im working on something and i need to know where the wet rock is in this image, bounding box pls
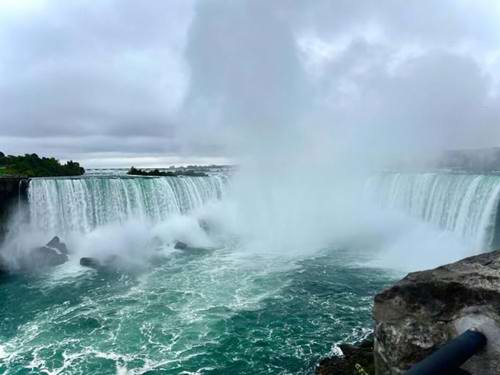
[80,255,126,271]
[176,244,214,257]
[316,335,374,375]
[198,219,211,233]
[374,249,500,375]
[80,257,101,269]
[0,255,8,275]
[23,246,68,270]
[174,241,188,250]
[46,236,69,255]
[0,237,70,273]
[23,236,70,269]
[174,241,214,255]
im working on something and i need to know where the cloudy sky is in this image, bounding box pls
[0,0,499,167]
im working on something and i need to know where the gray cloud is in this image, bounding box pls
[182,0,500,164]
[0,0,192,165]
[0,0,499,166]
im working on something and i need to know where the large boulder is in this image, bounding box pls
[316,335,374,375]
[174,241,188,250]
[374,249,500,374]
[18,237,70,271]
[22,246,68,270]
[46,236,69,255]
[80,255,121,271]
[80,257,101,270]
[174,241,215,255]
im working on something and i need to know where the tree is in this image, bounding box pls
[0,153,85,177]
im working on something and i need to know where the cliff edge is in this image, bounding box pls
[374,249,500,374]
[0,177,28,240]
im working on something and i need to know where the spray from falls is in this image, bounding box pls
[367,173,500,249]
[9,170,500,273]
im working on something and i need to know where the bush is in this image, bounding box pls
[0,152,85,177]
[127,167,207,177]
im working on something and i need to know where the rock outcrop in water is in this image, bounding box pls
[80,255,123,271]
[46,236,69,255]
[316,335,374,375]
[80,257,101,269]
[174,241,188,250]
[374,249,500,374]
[3,236,70,272]
[174,240,214,255]
[22,245,68,270]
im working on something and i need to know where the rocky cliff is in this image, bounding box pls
[0,177,28,240]
[374,249,500,374]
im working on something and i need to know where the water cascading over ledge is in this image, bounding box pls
[27,175,228,234]
[366,172,500,249]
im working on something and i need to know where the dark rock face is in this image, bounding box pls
[22,246,68,270]
[198,219,211,233]
[80,257,101,269]
[80,255,124,271]
[15,237,70,272]
[374,249,500,374]
[0,177,28,241]
[174,241,188,250]
[0,256,8,275]
[173,241,214,255]
[316,336,374,375]
[0,177,27,204]
[46,236,69,255]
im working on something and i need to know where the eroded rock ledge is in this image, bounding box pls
[0,177,28,240]
[374,249,500,374]
[317,250,500,374]
[316,335,374,374]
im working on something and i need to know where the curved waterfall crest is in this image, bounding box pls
[367,172,500,248]
[28,175,228,233]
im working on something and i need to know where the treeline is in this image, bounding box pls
[127,166,207,177]
[0,152,85,177]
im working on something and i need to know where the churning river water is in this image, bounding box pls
[1,170,499,374]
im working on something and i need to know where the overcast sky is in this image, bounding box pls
[0,0,499,167]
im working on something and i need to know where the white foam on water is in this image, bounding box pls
[0,345,8,360]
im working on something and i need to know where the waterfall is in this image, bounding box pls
[27,175,228,234]
[367,172,500,249]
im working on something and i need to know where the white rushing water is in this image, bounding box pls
[25,171,500,251]
[367,172,500,249]
[28,175,228,234]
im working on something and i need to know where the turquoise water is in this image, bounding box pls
[0,248,393,374]
[6,171,496,374]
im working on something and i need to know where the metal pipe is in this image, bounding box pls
[405,329,487,375]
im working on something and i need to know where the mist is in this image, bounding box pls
[175,0,500,266]
[1,0,500,271]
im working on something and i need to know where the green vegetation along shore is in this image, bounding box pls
[127,166,208,177]
[0,152,85,177]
